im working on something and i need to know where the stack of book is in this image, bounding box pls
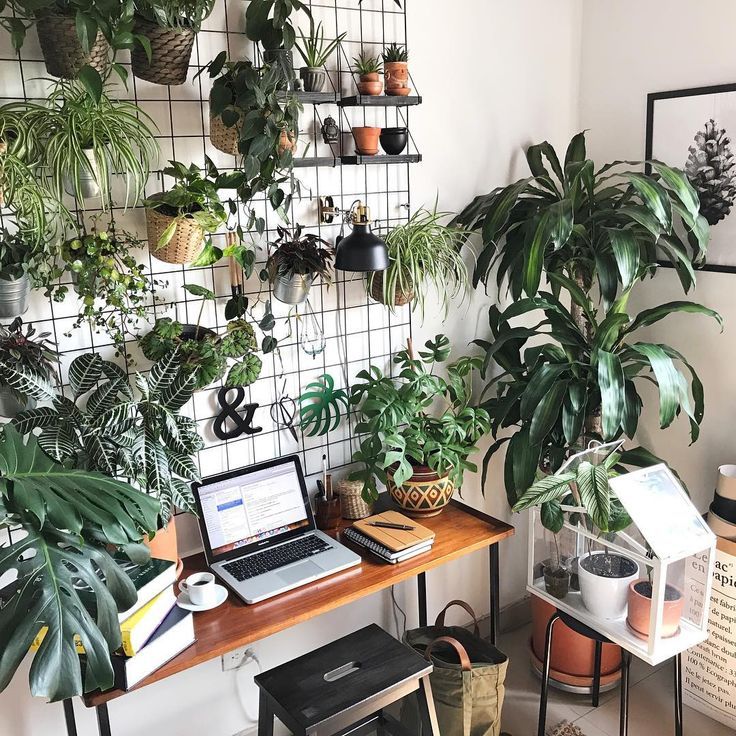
[343,511,435,564]
[32,557,195,691]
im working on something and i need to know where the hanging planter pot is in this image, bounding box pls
[0,274,30,319]
[578,551,639,620]
[357,72,383,96]
[0,388,35,419]
[36,12,109,79]
[145,197,205,265]
[272,272,314,305]
[369,270,414,307]
[626,579,684,640]
[386,464,454,518]
[62,147,102,200]
[352,126,381,156]
[131,17,195,86]
[210,113,240,157]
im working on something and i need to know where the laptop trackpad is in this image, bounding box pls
[278,560,321,585]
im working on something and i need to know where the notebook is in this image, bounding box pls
[353,510,435,553]
[343,527,433,564]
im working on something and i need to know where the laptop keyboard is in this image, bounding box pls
[223,536,331,581]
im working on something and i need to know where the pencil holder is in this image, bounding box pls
[316,496,341,531]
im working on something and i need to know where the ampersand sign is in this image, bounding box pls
[213,387,263,441]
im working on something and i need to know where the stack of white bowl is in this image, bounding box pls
[707,465,736,539]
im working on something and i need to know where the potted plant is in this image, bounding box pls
[267,224,334,305]
[0,230,32,318]
[382,43,410,96]
[26,80,158,206]
[144,159,228,264]
[140,285,263,390]
[0,317,57,417]
[131,0,216,86]
[367,208,470,315]
[352,126,381,156]
[542,529,570,600]
[0,425,160,701]
[295,19,344,92]
[352,52,383,96]
[627,576,685,639]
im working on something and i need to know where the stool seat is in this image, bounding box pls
[256,624,433,734]
[557,610,613,643]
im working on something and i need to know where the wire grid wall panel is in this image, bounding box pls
[0,1,417,495]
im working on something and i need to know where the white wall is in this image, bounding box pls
[578,0,736,512]
[0,1,584,734]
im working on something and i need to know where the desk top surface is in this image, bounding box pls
[84,499,513,707]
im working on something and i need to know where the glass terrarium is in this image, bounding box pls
[527,447,716,664]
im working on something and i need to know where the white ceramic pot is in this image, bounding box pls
[578,551,639,620]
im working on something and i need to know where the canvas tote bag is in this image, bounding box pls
[402,600,508,736]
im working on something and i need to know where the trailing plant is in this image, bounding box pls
[139,285,263,390]
[244,0,311,51]
[0,425,160,701]
[382,43,408,63]
[0,317,58,405]
[136,0,216,31]
[368,208,471,317]
[352,52,382,76]
[13,351,204,524]
[455,131,708,305]
[25,80,158,207]
[204,55,302,232]
[266,224,334,283]
[295,19,345,68]
[0,229,34,281]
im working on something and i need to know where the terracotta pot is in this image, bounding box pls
[531,597,622,683]
[386,464,454,518]
[626,579,684,640]
[384,61,410,96]
[278,129,297,156]
[357,72,383,96]
[352,126,381,156]
[144,515,184,579]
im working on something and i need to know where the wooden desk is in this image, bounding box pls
[65,500,513,735]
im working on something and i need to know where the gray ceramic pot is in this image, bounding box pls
[300,67,326,93]
[0,387,35,418]
[272,272,314,305]
[0,273,30,318]
[63,147,101,199]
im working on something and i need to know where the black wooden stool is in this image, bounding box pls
[255,624,440,736]
[538,609,683,736]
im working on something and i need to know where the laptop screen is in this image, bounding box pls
[197,459,310,559]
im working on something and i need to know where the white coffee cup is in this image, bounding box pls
[179,572,217,606]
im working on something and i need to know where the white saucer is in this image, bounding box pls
[176,584,228,612]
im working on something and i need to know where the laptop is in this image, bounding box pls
[193,455,361,604]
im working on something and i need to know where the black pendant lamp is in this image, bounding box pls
[335,202,389,272]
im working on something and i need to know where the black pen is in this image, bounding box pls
[368,521,415,531]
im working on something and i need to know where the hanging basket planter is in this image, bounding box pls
[209,113,240,157]
[36,12,109,79]
[145,200,205,265]
[131,17,195,86]
[369,270,414,307]
[386,464,454,518]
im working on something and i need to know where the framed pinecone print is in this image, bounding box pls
[646,83,736,272]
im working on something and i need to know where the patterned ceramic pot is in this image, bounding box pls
[386,464,454,518]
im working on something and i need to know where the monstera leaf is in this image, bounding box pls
[299,374,350,437]
[0,426,160,701]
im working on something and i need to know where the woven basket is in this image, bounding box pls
[210,114,240,156]
[338,480,374,520]
[131,17,195,86]
[146,206,204,264]
[369,270,415,307]
[36,13,109,79]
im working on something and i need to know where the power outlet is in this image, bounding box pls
[222,646,256,671]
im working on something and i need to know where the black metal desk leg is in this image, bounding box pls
[674,653,683,736]
[417,572,427,627]
[258,690,275,736]
[63,699,78,736]
[489,544,500,645]
[537,613,560,736]
[592,640,603,707]
[96,703,112,736]
[619,651,632,736]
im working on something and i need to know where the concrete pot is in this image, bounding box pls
[0,273,30,318]
[578,551,639,620]
[300,67,326,92]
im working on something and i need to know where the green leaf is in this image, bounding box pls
[541,499,565,533]
[651,161,700,220]
[513,471,575,511]
[77,65,103,104]
[69,353,103,398]
[627,301,722,334]
[529,380,567,445]
[576,461,611,531]
[183,284,215,300]
[597,350,625,440]
[520,363,567,420]
[631,343,681,428]
[627,173,673,233]
[564,132,587,168]
[607,229,639,289]
[225,354,263,387]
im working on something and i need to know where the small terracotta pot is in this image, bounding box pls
[384,61,410,96]
[278,129,297,156]
[386,464,454,518]
[626,579,684,640]
[144,515,184,579]
[352,126,381,156]
[357,72,383,96]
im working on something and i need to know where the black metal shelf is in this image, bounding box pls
[338,95,422,107]
[340,154,422,166]
[293,156,340,168]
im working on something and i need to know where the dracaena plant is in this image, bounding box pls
[12,351,204,525]
[0,425,160,701]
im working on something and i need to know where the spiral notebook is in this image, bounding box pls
[353,510,435,552]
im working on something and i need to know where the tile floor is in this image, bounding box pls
[498,624,735,736]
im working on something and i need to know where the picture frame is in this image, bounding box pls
[646,83,736,273]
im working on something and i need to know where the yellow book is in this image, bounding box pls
[31,628,85,654]
[120,586,177,657]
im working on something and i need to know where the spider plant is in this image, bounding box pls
[136,0,216,31]
[27,80,158,207]
[352,52,382,76]
[295,19,345,68]
[367,208,471,317]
